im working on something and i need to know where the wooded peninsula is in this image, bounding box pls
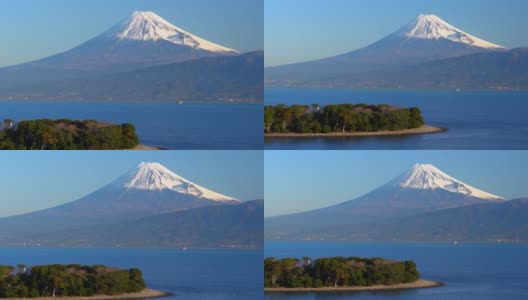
[264,256,434,291]
[0,119,139,150]
[0,264,149,298]
[264,104,432,135]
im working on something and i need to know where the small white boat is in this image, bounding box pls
[177,100,184,104]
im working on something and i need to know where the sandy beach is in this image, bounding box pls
[264,125,445,138]
[130,144,163,150]
[264,279,441,293]
[8,289,171,300]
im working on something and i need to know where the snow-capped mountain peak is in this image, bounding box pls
[104,11,238,54]
[389,163,503,200]
[394,14,504,49]
[116,162,239,202]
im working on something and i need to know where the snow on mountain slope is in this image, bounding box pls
[393,14,504,49]
[104,11,238,54]
[115,162,238,202]
[390,164,504,200]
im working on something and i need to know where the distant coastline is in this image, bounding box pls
[264,279,441,293]
[6,289,170,299]
[265,125,445,137]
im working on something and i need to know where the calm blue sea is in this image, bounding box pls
[0,101,262,150]
[265,241,528,300]
[0,248,262,300]
[265,89,528,150]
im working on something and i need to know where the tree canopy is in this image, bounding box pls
[264,104,424,134]
[0,264,145,298]
[264,256,419,288]
[0,119,139,150]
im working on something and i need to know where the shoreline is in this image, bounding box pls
[265,125,445,138]
[6,289,171,299]
[0,99,261,104]
[264,279,441,293]
[263,85,528,92]
[130,144,164,150]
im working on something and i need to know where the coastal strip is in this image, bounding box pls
[9,289,171,300]
[264,279,441,293]
[130,144,163,150]
[264,125,445,138]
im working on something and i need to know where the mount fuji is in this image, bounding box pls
[265,164,507,240]
[265,14,507,84]
[0,11,263,101]
[0,11,239,86]
[19,162,239,222]
[0,162,241,228]
[0,162,264,247]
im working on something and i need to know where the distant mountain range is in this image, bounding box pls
[306,48,528,90]
[358,198,528,242]
[0,51,263,102]
[62,200,264,247]
[0,11,262,102]
[0,162,263,248]
[265,14,526,90]
[265,164,528,242]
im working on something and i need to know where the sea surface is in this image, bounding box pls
[265,89,528,149]
[0,248,262,300]
[265,241,528,300]
[0,101,262,150]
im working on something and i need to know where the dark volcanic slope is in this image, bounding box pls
[343,198,528,242]
[266,199,528,242]
[93,199,264,247]
[2,200,264,248]
[1,51,263,102]
[308,48,528,90]
[265,37,498,84]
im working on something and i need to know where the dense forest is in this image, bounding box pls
[0,264,145,298]
[264,257,419,288]
[0,119,139,150]
[264,104,424,134]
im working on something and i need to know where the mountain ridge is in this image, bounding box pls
[0,51,264,102]
[0,10,239,88]
[265,164,506,240]
[265,14,509,85]
[0,162,261,247]
[297,47,528,90]
[0,162,239,224]
[321,198,528,242]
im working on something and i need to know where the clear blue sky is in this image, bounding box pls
[265,151,528,217]
[265,0,527,66]
[0,0,263,67]
[0,151,263,217]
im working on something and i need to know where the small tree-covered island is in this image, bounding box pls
[0,119,141,150]
[264,104,444,136]
[264,256,440,292]
[0,264,167,299]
